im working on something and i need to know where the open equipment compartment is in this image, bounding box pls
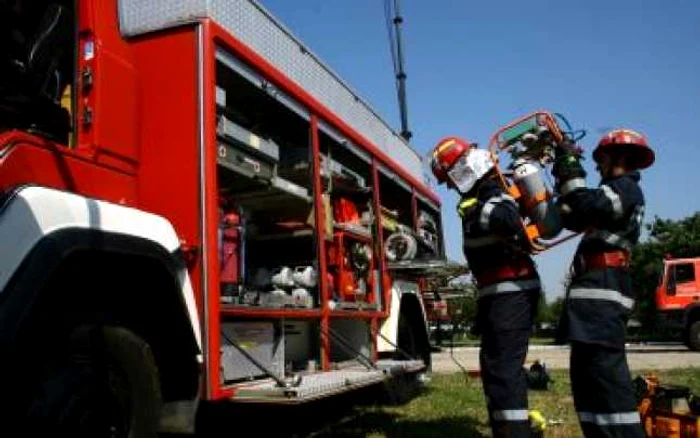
[196,9,442,396]
[219,318,322,384]
[315,122,381,310]
[215,46,319,310]
[415,194,444,260]
[378,166,444,265]
[328,319,373,366]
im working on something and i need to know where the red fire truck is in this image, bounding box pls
[0,0,458,435]
[655,257,700,351]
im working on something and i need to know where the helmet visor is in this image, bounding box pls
[446,150,495,193]
[447,156,478,193]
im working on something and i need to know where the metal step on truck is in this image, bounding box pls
[0,0,465,435]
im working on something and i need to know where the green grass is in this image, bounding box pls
[306,368,700,438]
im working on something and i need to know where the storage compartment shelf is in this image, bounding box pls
[220,305,383,319]
[282,154,368,190]
[225,176,312,212]
[332,223,372,242]
[247,229,314,241]
[221,305,322,319]
[329,309,381,319]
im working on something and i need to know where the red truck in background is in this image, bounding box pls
[655,257,700,351]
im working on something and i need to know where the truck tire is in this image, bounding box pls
[397,310,418,359]
[688,321,700,352]
[23,325,162,438]
[380,312,426,405]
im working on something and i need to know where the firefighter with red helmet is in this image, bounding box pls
[553,128,655,438]
[432,137,541,438]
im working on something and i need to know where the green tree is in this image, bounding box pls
[535,296,565,338]
[548,297,565,323]
[631,212,700,333]
[445,281,478,329]
[536,294,553,325]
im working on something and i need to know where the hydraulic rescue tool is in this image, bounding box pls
[486,110,586,253]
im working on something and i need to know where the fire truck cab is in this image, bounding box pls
[655,257,700,351]
[0,0,456,434]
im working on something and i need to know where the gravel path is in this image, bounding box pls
[430,343,700,373]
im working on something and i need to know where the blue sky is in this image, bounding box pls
[258,0,700,301]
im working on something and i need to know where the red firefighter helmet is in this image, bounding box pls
[431,137,472,184]
[593,128,655,170]
[431,137,495,193]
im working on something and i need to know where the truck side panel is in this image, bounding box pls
[0,132,138,204]
[79,0,140,164]
[131,27,202,278]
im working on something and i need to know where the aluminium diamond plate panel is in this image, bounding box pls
[118,0,429,186]
[234,369,387,401]
[231,360,426,402]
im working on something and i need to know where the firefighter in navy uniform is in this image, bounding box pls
[432,137,541,438]
[553,129,655,438]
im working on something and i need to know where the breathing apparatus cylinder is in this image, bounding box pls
[512,158,562,239]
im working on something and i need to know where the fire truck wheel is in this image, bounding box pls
[380,312,426,405]
[398,311,418,358]
[688,321,700,351]
[24,325,162,438]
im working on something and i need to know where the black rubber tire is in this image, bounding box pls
[397,311,418,359]
[379,312,427,405]
[688,321,700,352]
[22,326,162,438]
[682,328,691,348]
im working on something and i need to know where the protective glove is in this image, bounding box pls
[528,409,547,438]
[554,137,582,156]
[552,139,586,182]
[556,198,586,232]
[553,153,586,181]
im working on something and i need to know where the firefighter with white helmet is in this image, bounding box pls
[553,128,655,438]
[432,137,542,438]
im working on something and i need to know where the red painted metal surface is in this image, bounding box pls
[220,307,322,319]
[330,310,382,319]
[202,21,226,400]
[656,258,700,312]
[310,115,332,371]
[78,0,140,166]
[1,0,152,203]
[76,0,96,150]
[208,21,439,207]
[131,27,202,257]
[371,160,391,317]
[0,131,137,204]
[371,318,379,362]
